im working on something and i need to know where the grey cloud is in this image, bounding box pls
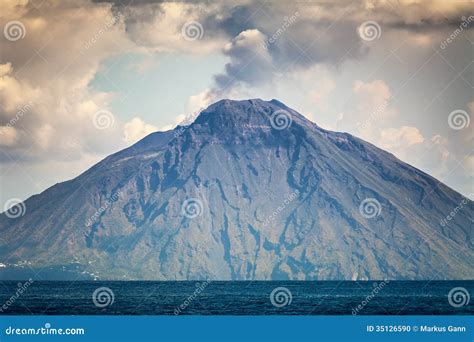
[214,29,273,91]
[108,0,473,82]
[1,0,472,201]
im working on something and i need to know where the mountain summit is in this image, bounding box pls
[1,99,472,280]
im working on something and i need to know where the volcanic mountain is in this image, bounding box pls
[0,99,472,280]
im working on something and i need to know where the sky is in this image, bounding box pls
[0,0,473,206]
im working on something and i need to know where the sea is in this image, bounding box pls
[0,281,472,315]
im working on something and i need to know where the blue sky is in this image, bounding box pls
[91,52,227,128]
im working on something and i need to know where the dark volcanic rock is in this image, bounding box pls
[0,99,472,280]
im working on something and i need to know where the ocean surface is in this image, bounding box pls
[0,281,472,315]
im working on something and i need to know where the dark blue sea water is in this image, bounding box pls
[0,281,472,315]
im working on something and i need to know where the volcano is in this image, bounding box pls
[0,99,472,280]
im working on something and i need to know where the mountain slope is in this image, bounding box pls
[0,99,472,280]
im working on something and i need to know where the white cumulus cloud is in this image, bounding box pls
[123,117,158,144]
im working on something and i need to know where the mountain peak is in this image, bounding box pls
[203,98,293,114]
[194,98,312,132]
[202,98,276,115]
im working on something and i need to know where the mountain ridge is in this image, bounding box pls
[0,98,472,280]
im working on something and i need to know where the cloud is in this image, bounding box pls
[378,126,425,152]
[1,0,472,202]
[0,63,40,117]
[353,80,391,107]
[214,29,272,91]
[0,63,13,76]
[92,0,474,91]
[112,1,226,54]
[0,0,133,163]
[0,126,19,146]
[464,155,474,174]
[307,76,336,112]
[352,80,394,121]
[187,89,214,114]
[123,117,158,144]
[333,80,397,141]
